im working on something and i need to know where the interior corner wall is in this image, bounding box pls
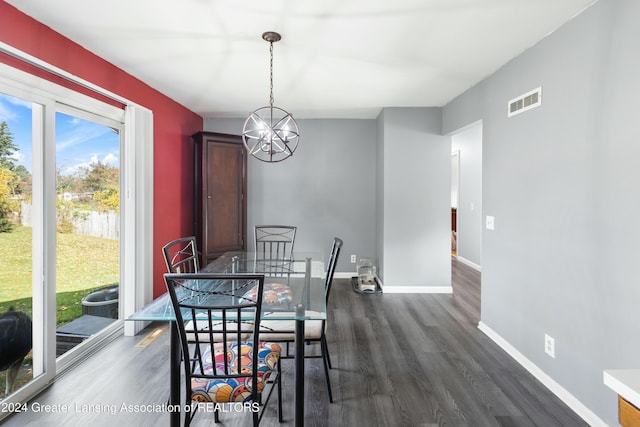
[375,110,385,282]
[379,107,451,289]
[442,0,640,424]
[0,2,204,298]
[451,123,482,267]
[204,118,377,273]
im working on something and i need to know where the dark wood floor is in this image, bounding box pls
[2,258,587,426]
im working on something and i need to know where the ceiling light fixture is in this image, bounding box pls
[242,31,299,163]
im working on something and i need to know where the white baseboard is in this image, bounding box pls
[334,272,356,279]
[477,322,607,427]
[334,272,452,293]
[455,255,481,271]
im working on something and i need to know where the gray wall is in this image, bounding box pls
[443,0,640,423]
[450,123,482,267]
[206,111,452,289]
[378,107,451,288]
[204,118,377,273]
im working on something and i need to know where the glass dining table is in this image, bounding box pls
[127,251,326,427]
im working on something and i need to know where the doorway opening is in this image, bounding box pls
[449,121,482,270]
[449,121,483,322]
[451,150,459,256]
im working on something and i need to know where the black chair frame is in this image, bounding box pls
[164,273,282,426]
[254,225,297,261]
[260,237,343,402]
[163,236,200,273]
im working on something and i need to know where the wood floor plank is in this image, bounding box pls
[2,261,588,427]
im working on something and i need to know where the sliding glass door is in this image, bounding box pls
[0,80,125,407]
[0,46,155,416]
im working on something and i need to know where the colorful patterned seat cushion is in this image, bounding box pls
[243,282,292,306]
[191,341,282,403]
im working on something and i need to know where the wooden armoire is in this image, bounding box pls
[192,131,247,266]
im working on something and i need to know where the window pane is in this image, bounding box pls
[0,93,34,398]
[54,111,120,356]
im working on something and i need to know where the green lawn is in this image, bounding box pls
[0,227,119,398]
[0,226,119,325]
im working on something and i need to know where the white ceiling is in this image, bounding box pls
[7,0,596,119]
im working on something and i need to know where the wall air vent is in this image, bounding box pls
[508,87,542,117]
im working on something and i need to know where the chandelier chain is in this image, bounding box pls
[269,41,274,108]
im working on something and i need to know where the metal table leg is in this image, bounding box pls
[295,318,305,427]
[170,321,180,427]
[294,257,312,426]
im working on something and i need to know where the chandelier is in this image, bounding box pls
[242,31,300,163]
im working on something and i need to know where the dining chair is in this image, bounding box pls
[164,273,283,426]
[258,237,343,402]
[163,237,255,343]
[162,236,199,273]
[254,225,297,261]
[254,225,297,300]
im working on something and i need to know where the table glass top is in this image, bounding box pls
[128,252,326,322]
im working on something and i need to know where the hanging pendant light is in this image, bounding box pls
[242,31,300,163]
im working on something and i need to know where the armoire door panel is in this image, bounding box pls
[193,132,247,265]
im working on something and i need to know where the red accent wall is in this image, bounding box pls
[0,1,203,298]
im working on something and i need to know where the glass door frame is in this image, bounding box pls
[0,80,56,406]
[0,52,153,411]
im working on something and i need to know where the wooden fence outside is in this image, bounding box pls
[21,202,119,240]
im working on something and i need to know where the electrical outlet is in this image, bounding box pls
[544,334,555,358]
[486,215,495,230]
[350,254,357,263]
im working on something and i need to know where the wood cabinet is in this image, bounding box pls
[619,395,640,427]
[192,131,247,266]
